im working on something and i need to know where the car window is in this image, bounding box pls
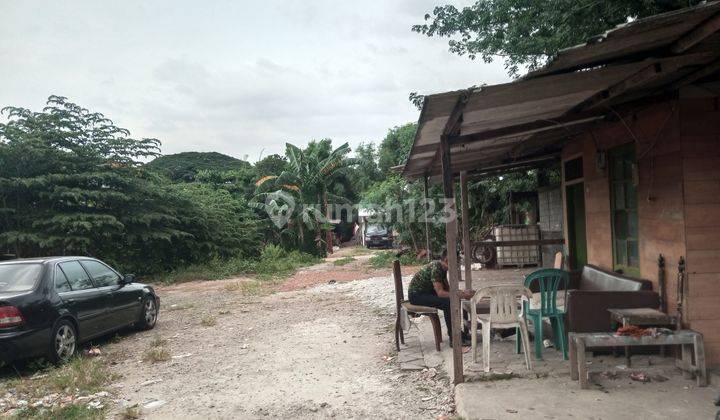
[366,225,387,235]
[54,266,72,293]
[0,263,42,292]
[80,260,120,287]
[58,261,94,290]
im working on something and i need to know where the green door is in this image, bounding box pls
[566,182,587,270]
[609,144,639,277]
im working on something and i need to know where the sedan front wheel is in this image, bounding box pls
[137,296,158,330]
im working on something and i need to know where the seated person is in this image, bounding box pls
[408,249,474,346]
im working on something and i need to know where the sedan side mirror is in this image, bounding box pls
[121,274,136,285]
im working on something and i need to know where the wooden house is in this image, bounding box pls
[400,2,720,382]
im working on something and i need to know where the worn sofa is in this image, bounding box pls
[564,265,660,333]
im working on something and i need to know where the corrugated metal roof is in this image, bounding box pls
[402,1,720,180]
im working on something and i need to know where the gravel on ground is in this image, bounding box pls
[100,252,451,419]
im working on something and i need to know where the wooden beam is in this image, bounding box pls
[423,174,432,262]
[423,154,559,180]
[481,239,565,247]
[461,155,560,177]
[448,112,604,147]
[412,143,440,154]
[671,12,720,54]
[460,171,472,291]
[666,57,720,91]
[570,63,662,112]
[467,165,550,181]
[440,135,464,385]
[443,91,472,137]
[574,53,719,112]
[424,91,474,186]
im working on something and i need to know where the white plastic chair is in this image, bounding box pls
[470,285,534,372]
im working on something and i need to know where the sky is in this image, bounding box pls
[0,0,510,162]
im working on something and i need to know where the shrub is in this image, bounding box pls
[333,256,355,266]
[143,347,171,363]
[368,251,423,269]
[260,244,286,261]
[0,357,115,409]
[13,403,104,420]
[154,245,320,284]
[200,315,217,327]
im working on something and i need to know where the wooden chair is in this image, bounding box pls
[393,259,443,352]
[469,285,533,372]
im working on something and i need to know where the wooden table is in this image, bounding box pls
[607,308,678,366]
[608,308,677,327]
[569,330,707,389]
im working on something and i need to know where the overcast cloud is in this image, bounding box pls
[0,0,509,161]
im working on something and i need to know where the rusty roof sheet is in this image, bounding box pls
[402,2,720,180]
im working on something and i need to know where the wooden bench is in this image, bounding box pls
[569,330,707,389]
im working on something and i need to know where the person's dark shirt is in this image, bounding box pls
[408,261,447,294]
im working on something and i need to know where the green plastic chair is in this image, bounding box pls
[515,268,569,360]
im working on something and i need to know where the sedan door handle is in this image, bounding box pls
[66,298,76,303]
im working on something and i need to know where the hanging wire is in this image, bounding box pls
[607,104,677,201]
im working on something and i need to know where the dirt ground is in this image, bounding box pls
[102,248,451,419]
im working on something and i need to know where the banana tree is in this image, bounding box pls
[254,140,354,256]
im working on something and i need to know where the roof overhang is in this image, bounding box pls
[402,1,720,180]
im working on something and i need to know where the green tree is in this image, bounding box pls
[0,96,262,274]
[146,151,252,182]
[348,142,383,194]
[254,154,289,179]
[195,167,257,200]
[413,0,700,76]
[254,140,354,256]
[361,174,446,253]
[378,123,417,174]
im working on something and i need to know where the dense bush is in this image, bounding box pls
[0,96,263,275]
[367,250,422,269]
[155,245,320,284]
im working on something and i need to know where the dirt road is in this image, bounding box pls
[104,250,451,419]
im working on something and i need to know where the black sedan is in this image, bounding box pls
[0,257,159,364]
[364,225,393,249]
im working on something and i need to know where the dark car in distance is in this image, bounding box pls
[364,224,393,249]
[0,257,159,364]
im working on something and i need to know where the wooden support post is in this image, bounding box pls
[440,135,464,385]
[424,174,432,262]
[577,338,588,389]
[324,193,333,255]
[393,259,404,351]
[693,333,708,387]
[460,171,472,290]
[569,333,578,380]
[658,254,666,313]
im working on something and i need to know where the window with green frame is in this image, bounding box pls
[609,144,639,276]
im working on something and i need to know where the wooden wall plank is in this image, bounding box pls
[685,204,720,227]
[687,227,720,250]
[689,273,720,297]
[687,249,720,273]
[680,111,720,135]
[683,157,720,180]
[687,296,720,320]
[681,135,720,158]
[684,180,720,204]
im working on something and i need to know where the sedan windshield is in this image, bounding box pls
[366,225,387,235]
[0,264,43,293]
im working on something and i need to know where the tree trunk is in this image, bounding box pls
[408,225,419,252]
[324,191,333,254]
